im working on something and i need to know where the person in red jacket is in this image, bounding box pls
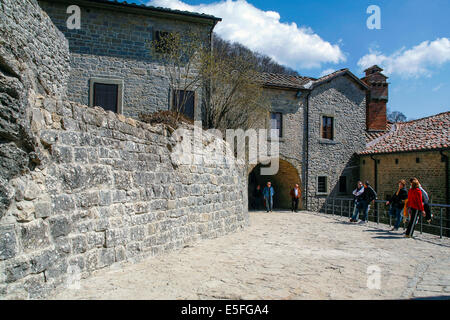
[405,178,425,238]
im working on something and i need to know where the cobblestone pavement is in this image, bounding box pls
[51,211,450,300]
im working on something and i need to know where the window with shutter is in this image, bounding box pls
[322,116,334,140]
[93,83,118,112]
[172,90,195,120]
[318,176,328,193]
[339,176,347,193]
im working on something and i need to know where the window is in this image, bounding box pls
[362,160,366,165]
[321,116,334,140]
[154,30,176,54]
[338,176,347,193]
[317,176,328,194]
[270,112,282,137]
[395,158,399,164]
[89,78,123,113]
[416,157,420,163]
[172,89,195,120]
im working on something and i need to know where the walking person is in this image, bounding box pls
[386,180,408,231]
[252,184,263,210]
[263,181,275,212]
[405,178,425,238]
[290,184,301,213]
[360,181,377,223]
[415,178,432,223]
[350,181,365,222]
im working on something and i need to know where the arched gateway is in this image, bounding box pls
[248,159,302,210]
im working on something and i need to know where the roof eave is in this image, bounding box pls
[42,0,222,25]
[360,147,450,156]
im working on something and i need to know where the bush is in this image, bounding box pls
[139,110,194,129]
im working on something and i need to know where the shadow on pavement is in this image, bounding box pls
[412,296,450,300]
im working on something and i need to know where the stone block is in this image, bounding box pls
[20,220,51,252]
[34,201,52,219]
[0,226,17,260]
[48,215,72,238]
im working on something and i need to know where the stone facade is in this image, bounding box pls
[360,151,450,204]
[0,0,247,299]
[38,0,217,120]
[250,75,367,211]
[306,76,366,211]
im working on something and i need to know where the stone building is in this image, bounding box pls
[0,0,246,299]
[360,112,450,231]
[359,65,449,208]
[249,70,368,211]
[38,0,221,120]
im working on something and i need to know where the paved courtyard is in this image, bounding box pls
[51,211,450,300]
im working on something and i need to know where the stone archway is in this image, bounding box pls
[248,159,302,210]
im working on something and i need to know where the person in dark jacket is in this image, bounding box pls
[350,181,365,222]
[386,179,408,231]
[361,181,377,223]
[290,184,301,213]
[263,182,275,212]
[405,178,425,238]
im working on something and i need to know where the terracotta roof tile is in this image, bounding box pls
[258,73,314,89]
[361,112,450,155]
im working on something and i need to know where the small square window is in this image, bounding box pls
[362,160,366,165]
[395,159,399,164]
[338,176,347,193]
[89,78,123,114]
[416,158,420,163]
[321,116,334,140]
[270,112,283,137]
[317,176,328,194]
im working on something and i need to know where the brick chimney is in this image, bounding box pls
[361,65,388,131]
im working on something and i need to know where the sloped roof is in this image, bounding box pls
[43,0,222,23]
[365,123,393,144]
[260,69,368,91]
[259,73,315,90]
[361,111,450,155]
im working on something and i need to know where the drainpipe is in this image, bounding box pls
[440,150,449,236]
[370,155,378,220]
[304,91,311,210]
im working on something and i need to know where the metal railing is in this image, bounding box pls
[320,198,450,238]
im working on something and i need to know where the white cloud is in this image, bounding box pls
[432,83,445,92]
[357,38,450,78]
[147,0,346,69]
[319,68,335,77]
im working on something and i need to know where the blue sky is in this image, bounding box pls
[132,0,450,120]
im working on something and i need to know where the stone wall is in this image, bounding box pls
[0,0,247,299]
[38,0,211,119]
[306,76,367,211]
[360,151,450,204]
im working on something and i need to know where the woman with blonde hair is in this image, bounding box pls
[405,178,425,238]
[386,179,408,231]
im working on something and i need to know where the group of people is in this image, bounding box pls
[251,182,302,213]
[351,177,431,238]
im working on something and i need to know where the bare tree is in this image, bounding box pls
[148,29,206,122]
[147,30,269,131]
[387,109,407,123]
[200,40,269,131]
